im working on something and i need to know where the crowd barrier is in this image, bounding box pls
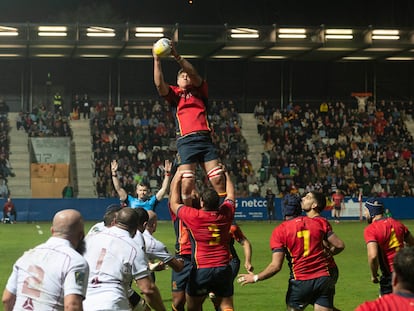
[2,197,414,222]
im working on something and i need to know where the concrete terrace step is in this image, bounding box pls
[69,118,94,198]
[239,113,264,173]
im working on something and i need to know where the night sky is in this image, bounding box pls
[0,0,412,27]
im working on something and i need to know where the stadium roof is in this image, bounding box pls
[0,23,413,62]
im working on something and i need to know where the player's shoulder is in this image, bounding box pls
[355,293,405,311]
[310,216,331,228]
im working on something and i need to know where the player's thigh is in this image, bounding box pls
[172,256,192,292]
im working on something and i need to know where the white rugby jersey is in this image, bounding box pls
[142,229,174,263]
[5,237,89,311]
[83,226,150,311]
[86,221,106,236]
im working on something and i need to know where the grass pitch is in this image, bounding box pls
[1,219,413,310]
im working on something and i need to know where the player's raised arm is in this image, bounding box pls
[170,43,203,88]
[111,160,128,201]
[224,167,234,202]
[153,44,170,96]
[169,168,184,215]
[155,159,172,202]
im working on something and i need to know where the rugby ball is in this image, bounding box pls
[153,38,171,57]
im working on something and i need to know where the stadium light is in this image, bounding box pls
[87,27,116,37]
[278,28,306,39]
[325,29,353,40]
[135,27,165,38]
[0,26,18,37]
[38,26,67,37]
[372,29,399,40]
[230,28,259,39]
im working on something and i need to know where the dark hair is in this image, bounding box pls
[394,247,414,292]
[311,191,326,212]
[191,191,201,209]
[134,207,149,227]
[136,182,149,189]
[200,188,220,211]
[103,204,122,226]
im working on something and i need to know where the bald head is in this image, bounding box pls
[51,209,84,249]
[115,207,139,237]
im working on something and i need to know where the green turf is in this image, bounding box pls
[1,220,413,310]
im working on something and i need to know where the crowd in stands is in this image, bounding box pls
[0,98,13,197]
[90,98,176,198]
[16,104,72,138]
[255,98,414,198]
[85,93,414,199]
[89,98,254,198]
[6,91,414,200]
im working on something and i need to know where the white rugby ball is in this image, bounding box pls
[153,38,171,57]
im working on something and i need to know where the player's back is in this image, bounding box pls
[83,226,147,310]
[178,202,234,269]
[271,216,330,280]
[12,237,87,310]
[364,217,409,272]
[355,292,414,311]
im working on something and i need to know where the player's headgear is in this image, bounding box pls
[282,194,302,218]
[365,198,384,218]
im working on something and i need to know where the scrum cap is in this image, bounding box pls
[365,198,384,218]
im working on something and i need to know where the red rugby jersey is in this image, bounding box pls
[355,292,414,311]
[169,206,192,256]
[312,216,338,269]
[164,81,210,136]
[177,199,235,269]
[270,216,330,280]
[364,217,410,274]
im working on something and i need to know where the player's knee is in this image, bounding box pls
[207,166,223,181]
[181,170,195,198]
[207,167,226,197]
[181,170,195,181]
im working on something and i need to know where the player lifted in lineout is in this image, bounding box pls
[153,38,226,205]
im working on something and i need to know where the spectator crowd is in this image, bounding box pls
[255,98,414,198]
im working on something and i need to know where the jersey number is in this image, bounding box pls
[96,248,107,270]
[208,224,221,245]
[388,228,401,251]
[22,265,44,298]
[297,230,310,257]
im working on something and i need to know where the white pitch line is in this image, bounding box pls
[36,225,43,235]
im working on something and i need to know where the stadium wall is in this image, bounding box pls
[3,197,414,222]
